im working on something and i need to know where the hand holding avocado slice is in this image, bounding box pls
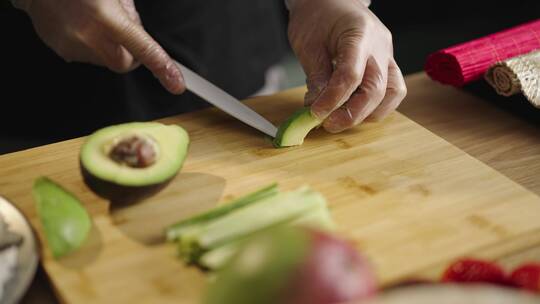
[80,122,189,201]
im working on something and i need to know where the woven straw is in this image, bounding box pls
[485,50,540,108]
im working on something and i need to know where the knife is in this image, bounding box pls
[175,62,278,138]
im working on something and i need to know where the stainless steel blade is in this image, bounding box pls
[176,62,278,137]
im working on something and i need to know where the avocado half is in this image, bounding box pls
[273,108,321,148]
[80,122,189,202]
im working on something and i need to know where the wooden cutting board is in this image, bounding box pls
[1,87,540,304]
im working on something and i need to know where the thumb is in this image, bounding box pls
[104,12,185,94]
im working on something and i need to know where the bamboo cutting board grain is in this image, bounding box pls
[1,87,540,304]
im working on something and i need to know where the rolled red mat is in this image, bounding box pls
[425,19,540,87]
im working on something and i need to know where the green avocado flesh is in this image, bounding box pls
[166,184,334,269]
[80,122,189,187]
[204,227,310,304]
[273,107,322,148]
[32,177,92,258]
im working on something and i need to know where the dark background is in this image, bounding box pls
[1,0,539,154]
[370,1,540,74]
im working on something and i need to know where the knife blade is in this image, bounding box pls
[175,62,278,138]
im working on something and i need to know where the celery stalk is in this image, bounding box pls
[198,203,335,270]
[178,187,326,261]
[166,183,278,241]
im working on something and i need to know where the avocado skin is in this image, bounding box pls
[80,160,174,204]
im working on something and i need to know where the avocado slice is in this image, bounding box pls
[273,108,322,148]
[33,177,92,258]
[80,122,189,201]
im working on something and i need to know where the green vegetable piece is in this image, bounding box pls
[290,202,336,231]
[199,205,335,270]
[273,107,321,148]
[204,227,310,304]
[166,183,279,242]
[176,186,326,263]
[32,177,92,258]
[199,241,239,270]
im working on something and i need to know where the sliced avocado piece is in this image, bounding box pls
[273,107,321,148]
[166,183,279,242]
[80,122,189,201]
[32,177,92,258]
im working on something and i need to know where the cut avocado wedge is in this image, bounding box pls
[32,177,92,258]
[273,107,321,148]
[80,122,189,201]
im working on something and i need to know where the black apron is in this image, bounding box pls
[0,1,288,152]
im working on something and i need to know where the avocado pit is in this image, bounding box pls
[108,135,158,168]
